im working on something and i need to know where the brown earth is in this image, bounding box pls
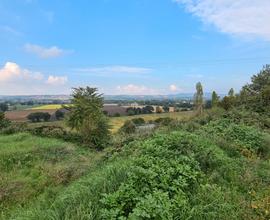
[5,109,57,122]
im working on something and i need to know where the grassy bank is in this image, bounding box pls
[0,133,106,218]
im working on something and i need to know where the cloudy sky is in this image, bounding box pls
[0,0,270,95]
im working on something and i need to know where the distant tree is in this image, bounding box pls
[55,109,65,120]
[65,87,110,149]
[126,107,136,116]
[163,105,170,112]
[142,105,154,114]
[0,103,8,112]
[211,91,219,108]
[228,88,235,97]
[194,82,204,115]
[27,112,51,122]
[43,112,51,122]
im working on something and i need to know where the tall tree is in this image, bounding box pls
[228,88,235,97]
[194,82,204,114]
[211,91,219,108]
[66,87,110,149]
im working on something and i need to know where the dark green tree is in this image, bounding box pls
[65,87,110,149]
[194,82,204,115]
[211,91,219,108]
[0,103,8,112]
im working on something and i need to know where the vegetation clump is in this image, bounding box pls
[65,87,110,149]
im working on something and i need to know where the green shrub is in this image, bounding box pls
[131,117,145,125]
[119,120,136,134]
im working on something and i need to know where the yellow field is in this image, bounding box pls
[30,104,67,110]
[109,111,194,133]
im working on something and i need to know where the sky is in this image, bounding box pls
[0,0,270,96]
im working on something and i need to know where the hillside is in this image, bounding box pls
[1,111,270,219]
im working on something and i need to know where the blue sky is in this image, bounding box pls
[0,0,270,95]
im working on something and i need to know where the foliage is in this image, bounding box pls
[194,82,204,115]
[0,103,8,112]
[65,87,110,149]
[211,91,219,108]
[131,117,145,125]
[27,112,51,122]
[239,65,270,113]
[55,109,65,120]
[0,112,11,129]
[119,120,136,134]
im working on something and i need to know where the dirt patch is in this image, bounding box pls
[5,109,56,122]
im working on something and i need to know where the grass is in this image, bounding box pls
[0,133,106,218]
[109,111,194,132]
[25,111,194,133]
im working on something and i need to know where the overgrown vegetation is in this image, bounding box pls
[1,66,270,219]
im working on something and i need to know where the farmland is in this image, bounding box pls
[5,109,193,133]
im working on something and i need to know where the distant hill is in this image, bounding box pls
[0,93,217,102]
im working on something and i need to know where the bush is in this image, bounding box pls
[0,122,27,135]
[119,120,136,134]
[55,109,65,120]
[131,117,145,125]
[0,112,11,129]
[154,117,174,126]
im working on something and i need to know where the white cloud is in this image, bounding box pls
[116,84,158,95]
[169,84,182,92]
[0,62,68,95]
[174,0,270,40]
[76,66,152,74]
[46,75,68,85]
[0,62,44,82]
[24,43,70,58]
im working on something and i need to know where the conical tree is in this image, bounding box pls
[194,82,204,115]
[211,91,219,108]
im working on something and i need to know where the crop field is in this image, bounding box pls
[30,104,65,110]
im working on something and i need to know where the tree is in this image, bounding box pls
[163,105,170,112]
[55,109,65,120]
[27,112,51,122]
[211,91,219,108]
[0,112,10,129]
[65,87,110,149]
[142,105,154,114]
[194,82,204,115]
[43,113,51,122]
[228,88,235,97]
[0,103,8,112]
[239,65,270,113]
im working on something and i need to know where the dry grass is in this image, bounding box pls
[109,111,193,133]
